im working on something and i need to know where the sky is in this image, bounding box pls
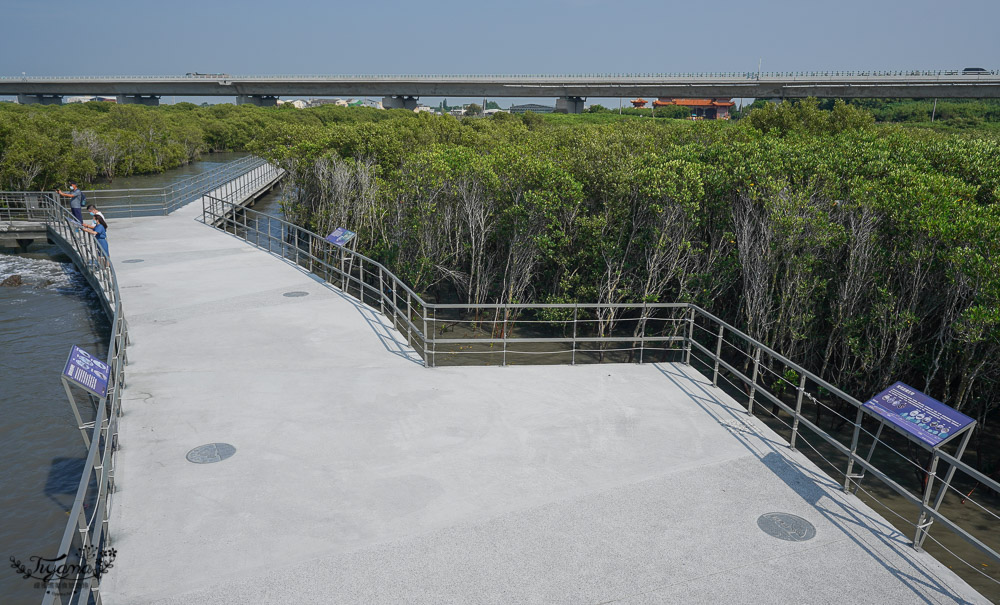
[1,0,997,107]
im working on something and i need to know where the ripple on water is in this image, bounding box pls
[0,254,91,294]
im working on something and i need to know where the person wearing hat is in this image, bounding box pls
[57,182,85,224]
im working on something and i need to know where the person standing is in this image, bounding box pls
[81,211,109,261]
[57,182,85,224]
[87,204,105,225]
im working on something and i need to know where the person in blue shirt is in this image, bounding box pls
[81,211,109,262]
[57,182,85,224]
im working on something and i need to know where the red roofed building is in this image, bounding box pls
[652,98,736,120]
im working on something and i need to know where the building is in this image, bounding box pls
[508,103,555,115]
[652,98,735,120]
[630,98,649,108]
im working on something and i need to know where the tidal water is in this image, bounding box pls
[0,154,245,604]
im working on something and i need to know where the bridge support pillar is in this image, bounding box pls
[17,94,63,105]
[555,96,586,114]
[236,95,278,107]
[382,95,418,111]
[116,94,160,106]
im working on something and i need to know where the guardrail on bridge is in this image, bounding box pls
[14,194,130,605]
[203,194,1000,593]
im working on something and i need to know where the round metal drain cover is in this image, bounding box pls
[757,512,816,542]
[122,259,144,264]
[186,443,236,464]
[283,291,309,297]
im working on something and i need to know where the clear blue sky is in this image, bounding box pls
[2,0,997,106]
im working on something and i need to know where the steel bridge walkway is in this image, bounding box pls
[100,197,988,604]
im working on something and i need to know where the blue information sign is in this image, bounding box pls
[325,227,357,247]
[62,345,110,398]
[863,381,974,447]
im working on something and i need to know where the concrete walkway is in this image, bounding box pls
[101,199,989,604]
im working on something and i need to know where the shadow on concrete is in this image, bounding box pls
[44,457,97,515]
[654,363,976,605]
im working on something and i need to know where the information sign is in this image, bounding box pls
[325,228,357,247]
[62,345,109,398]
[863,381,974,447]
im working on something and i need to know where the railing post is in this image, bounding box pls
[747,346,761,416]
[392,280,398,332]
[422,307,428,367]
[571,305,578,365]
[684,306,695,365]
[431,307,436,368]
[341,246,347,291]
[712,323,724,386]
[843,407,866,492]
[406,291,413,347]
[502,306,509,367]
[789,373,807,451]
[378,267,385,316]
[913,453,940,551]
[638,303,647,364]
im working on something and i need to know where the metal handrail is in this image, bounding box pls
[202,194,1000,584]
[0,157,268,220]
[27,194,129,605]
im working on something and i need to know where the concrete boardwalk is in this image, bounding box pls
[101,201,988,604]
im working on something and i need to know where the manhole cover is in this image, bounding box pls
[122,259,144,264]
[283,291,309,297]
[186,443,236,464]
[757,512,816,542]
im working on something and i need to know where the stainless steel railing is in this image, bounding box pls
[23,194,129,605]
[83,155,268,218]
[0,156,269,221]
[203,194,1000,589]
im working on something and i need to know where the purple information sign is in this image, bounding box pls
[325,227,357,247]
[863,381,974,447]
[62,345,110,398]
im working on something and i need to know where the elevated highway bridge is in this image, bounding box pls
[2,70,999,111]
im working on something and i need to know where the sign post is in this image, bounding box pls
[325,227,357,292]
[61,345,110,449]
[858,381,976,551]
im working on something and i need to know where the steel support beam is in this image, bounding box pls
[236,95,278,107]
[17,94,62,105]
[555,96,586,114]
[382,95,417,110]
[116,94,160,106]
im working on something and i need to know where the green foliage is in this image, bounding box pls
[3,99,999,429]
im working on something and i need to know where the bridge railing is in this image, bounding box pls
[85,155,268,218]
[0,156,269,221]
[202,195,1000,590]
[23,194,129,605]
